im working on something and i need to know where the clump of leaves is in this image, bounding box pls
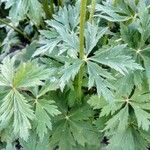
[0,0,150,149]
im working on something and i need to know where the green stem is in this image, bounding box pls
[77,0,87,100]
[0,18,31,42]
[58,0,63,7]
[43,0,52,19]
[50,0,54,14]
[89,0,96,23]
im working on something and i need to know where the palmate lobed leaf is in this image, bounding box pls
[86,44,143,101]
[89,89,150,150]
[95,89,150,132]
[33,3,80,58]
[0,56,50,89]
[0,57,52,140]
[50,104,99,149]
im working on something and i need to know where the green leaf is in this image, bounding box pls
[129,90,150,130]
[120,23,141,49]
[50,104,99,149]
[0,90,34,140]
[0,56,15,85]
[90,45,143,75]
[104,105,129,131]
[85,23,108,55]
[2,0,44,26]
[36,3,80,58]
[87,61,115,101]
[87,95,107,109]
[107,128,135,150]
[20,131,50,150]
[13,62,50,88]
[137,0,150,43]
[95,3,131,22]
[28,0,44,26]
[59,59,83,90]
[35,99,61,141]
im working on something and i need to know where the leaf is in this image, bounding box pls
[35,99,61,141]
[137,0,150,43]
[87,95,107,109]
[0,56,54,140]
[2,0,44,26]
[131,102,150,131]
[38,80,59,98]
[28,0,44,26]
[0,56,15,85]
[90,45,143,75]
[95,3,131,22]
[50,104,99,149]
[13,62,50,88]
[107,128,135,150]
[49,3,80,31]
[36,3,80,58]
[85,23,108,55]
[70,121,99,147]
[87,61,115,101]
[104,105,129,131]
[0,90,34,140]
[120,23,141,49]
[129,90,150,130]
[59,59,83,90]
[50,121,76,150]
[20,131,50,150]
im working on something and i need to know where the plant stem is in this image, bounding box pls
[79,0,87,59]
[43,0,52,19]
[0,18,31,42]
[50,0,54,14]
[89,0,96,23]
[77,0,87,100]
[58,0,63,7]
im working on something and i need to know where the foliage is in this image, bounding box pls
[0,0,150,149]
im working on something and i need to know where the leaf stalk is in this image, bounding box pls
[0,18,31,42]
